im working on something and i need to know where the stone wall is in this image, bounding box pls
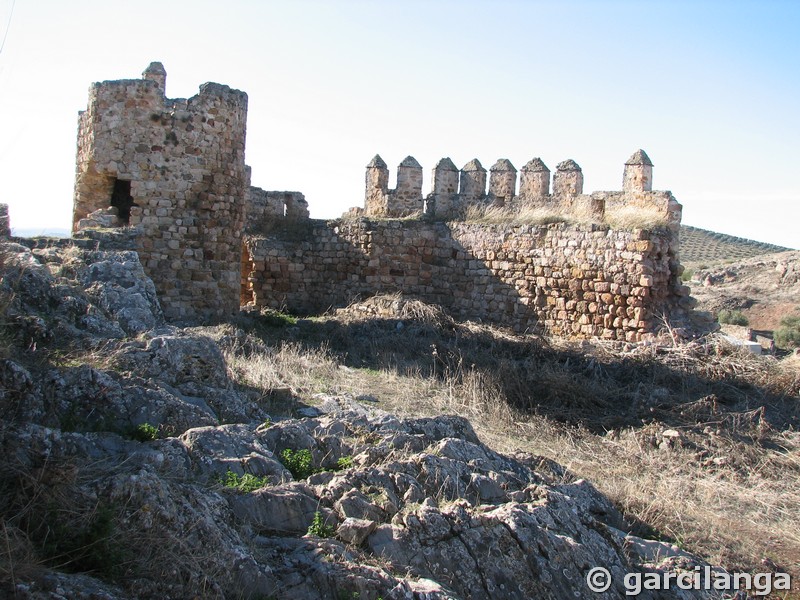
[364,150,682,228]
[0,204,9,237]
[69,63,689,339]
[245,187,309,233]
[244,218,690,341]
[72,62,249,321]
[365,155,424,217]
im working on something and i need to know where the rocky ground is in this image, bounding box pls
[687,250,800,332]
[0,240,796,599]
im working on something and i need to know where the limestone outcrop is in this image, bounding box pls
[0,241,727,599]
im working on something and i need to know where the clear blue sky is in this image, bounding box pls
[0,0,797,248]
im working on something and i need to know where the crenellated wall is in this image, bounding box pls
[364,155,425,217]
[72,62,249,321]
[363,150,681,228]
[70,63,692,339]
[243,218,691,341]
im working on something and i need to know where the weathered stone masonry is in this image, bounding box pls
[73,62,248,321]
[244,219,686,341]
[70,63,691,339]
[243,150,690,341]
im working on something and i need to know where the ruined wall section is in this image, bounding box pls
[245,219,689,341]
[72,63,248,321]
[245,186,309,233]
[0,204,9,237]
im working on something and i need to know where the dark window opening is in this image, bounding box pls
[110,179,136,224]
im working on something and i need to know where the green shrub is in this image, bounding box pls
[220,470,270,493]
[335,455,354,470]
[718,309,748,326]
[259,309,298,327]
[774,314,800,348]
[306,511,335,538]
[130,422,158,442]
[680,268,694,282]
[279,448,315,479]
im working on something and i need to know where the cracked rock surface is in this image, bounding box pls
[0,240,725,599]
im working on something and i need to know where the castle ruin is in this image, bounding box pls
[71,63,691,340]
[358,150,680,225]
[72,62,249,321]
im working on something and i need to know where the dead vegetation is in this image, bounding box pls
[604,204,671,230]
[222,296,800,591]
[463,204,571,226]
[462,202,671,230]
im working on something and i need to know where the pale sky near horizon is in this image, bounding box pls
[0,0,797,248]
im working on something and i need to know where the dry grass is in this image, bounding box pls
[463,202,672,231]
[604,205,671,230]
[374,357,800,590]
[218,301,800,590]
[463,204,571,226]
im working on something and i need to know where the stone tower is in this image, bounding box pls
[392,156,424,216]
[623,149,654,193]
[553,159,584,198]
[459,159,487,204]
[365,154,390,216]
[488,159,517,205]
[519,158,550,199]
[430,157,459,218]
[72,62,249,322]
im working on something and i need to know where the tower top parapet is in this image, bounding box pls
[399,156,422,168]
[462,159,485,172]
[556,159,582,172]
[142,61,166,89]
[522,158,550,172]
[367,154,388,169]
[625,149,653,166]
[435,157,458,171]
[490,159,517,172]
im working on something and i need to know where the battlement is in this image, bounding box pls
[365,155,425,217]
[70,62,694,341]
[361,150,680,227]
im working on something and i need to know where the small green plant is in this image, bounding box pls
[306,511,335,538]
[220,470,270,493]
[335,455,354,470]
[717,309,748,326]
[131,422,158,442]
[279,448,315,479]
[774,314,800,348]
[680,268,694,282]
[259,308,298,327]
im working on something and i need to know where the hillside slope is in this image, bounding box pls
[686,250,800,332]
[680,225,792,267]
